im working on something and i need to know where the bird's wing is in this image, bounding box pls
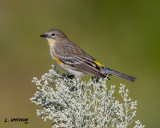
[53,41,105,77]
[58,55,105,77]
[54,41,95,65]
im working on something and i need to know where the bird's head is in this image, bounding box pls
[40,29,67,45]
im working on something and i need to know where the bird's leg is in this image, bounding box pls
[67,72,74,79]
[96,77,100,82]
[91,76,100,82]
[69,79,77,92]
[105,74,111,80]
[69,76,82,92]
[68,73,77,92]
[91,76,95,81]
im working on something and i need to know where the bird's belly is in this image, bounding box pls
[59,64,84,77]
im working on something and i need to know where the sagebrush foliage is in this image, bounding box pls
[30,65,144,128]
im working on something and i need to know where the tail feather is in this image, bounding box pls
[100,67,136,82]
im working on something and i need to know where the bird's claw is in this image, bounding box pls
[67,74,74,79]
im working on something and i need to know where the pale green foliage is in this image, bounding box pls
[30,65,144,128]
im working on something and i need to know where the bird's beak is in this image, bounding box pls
[40,34,47,37]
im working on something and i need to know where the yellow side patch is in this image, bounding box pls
[94,61,103,66]
[55,57,63,64]
[47,38,55,45]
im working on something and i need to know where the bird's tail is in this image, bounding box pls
[100,66,136,82]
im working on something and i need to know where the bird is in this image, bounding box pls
[40,29,136,83]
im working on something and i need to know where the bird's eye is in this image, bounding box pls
[52,33,55,37]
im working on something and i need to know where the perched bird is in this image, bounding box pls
[40,29,136,83]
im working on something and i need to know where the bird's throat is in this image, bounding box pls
[47,38,55,45]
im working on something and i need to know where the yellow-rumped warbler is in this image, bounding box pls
[40,29,136,82]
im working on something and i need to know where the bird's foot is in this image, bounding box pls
[91,76,100,82]
[105,75,111,80]
[62,73,74,79]
[67,74,74,79]
[66,72,74,79]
